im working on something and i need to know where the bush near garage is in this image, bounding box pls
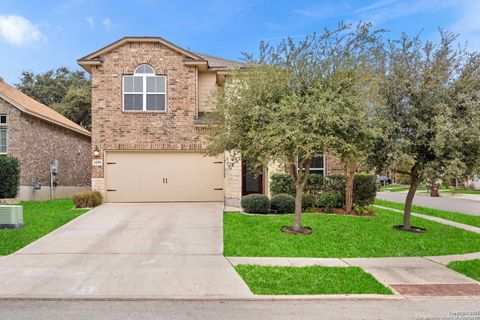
[73,190,103,208]
[271,193,295,213]
[241,194,270,214]
[0,156,20,198]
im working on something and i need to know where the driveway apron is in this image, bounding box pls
[0,203,252,298]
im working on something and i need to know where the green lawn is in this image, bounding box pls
[235,265,392,295]
[375,199,480,228]
[447,259,480,281]
[380,184,427,192]
[0,199,88,255]
[442,188,480,195]
[224,209,480,258]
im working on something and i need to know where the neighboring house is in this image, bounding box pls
[0,79,91,200]
[78,36,343,206]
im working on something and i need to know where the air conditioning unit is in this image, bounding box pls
[0,205,24,229]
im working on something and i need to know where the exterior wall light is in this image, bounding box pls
[93,145,101,158]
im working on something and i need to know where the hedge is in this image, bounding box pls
[323,174,377,208]
[269,172,376,209]
[0,156,20,198]
[270,173,324,197]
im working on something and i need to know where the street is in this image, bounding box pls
[0,299,479,320]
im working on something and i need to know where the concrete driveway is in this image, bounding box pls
[0,203,251,298]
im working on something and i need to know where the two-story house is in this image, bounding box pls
[78,37,343,206]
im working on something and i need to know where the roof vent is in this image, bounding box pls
[0,76,3,83]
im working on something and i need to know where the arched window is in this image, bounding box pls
[123,64,166,112]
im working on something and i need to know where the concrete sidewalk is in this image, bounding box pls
[377,192,480,216]
[228,253,480,297]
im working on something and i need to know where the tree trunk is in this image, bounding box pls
[345,161,356,212]
[403,179,418,230]
[288,157,311,233]
[292,183,305,232]
[464,175,470,188]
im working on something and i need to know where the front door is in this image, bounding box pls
[242,160,263,195]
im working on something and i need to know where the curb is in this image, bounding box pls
[0,294,406,302]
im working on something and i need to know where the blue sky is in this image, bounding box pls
[0,0,479,84]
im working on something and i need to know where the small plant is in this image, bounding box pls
[302,193,317,211]
[319,191,342,213]
[271,193,295,213]
[241,194,270,214]
[270,173,295,196]
[0,156,20,198]
[73,190,103,208]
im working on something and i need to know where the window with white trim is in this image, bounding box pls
[309,155,325,175]
[299,155,325,176]
[123,64,166,112]
[0,115,7,154]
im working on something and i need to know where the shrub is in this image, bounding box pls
[270,173,325,197]
[241,194,270,214]
[302,193,317,211]
[270,173,295,196]
[73,190,103,208]
[319,191,342,213]
[271,193,295,213]
[353,174,377,207]
[0,156,20,198]
[305,174,325,196]
[322,174,377,209]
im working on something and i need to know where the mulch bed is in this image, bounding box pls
[280,226,313,235]
[393,225,427,233]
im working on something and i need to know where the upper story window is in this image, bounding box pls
[0,115,7,154]
[123,64,166,112]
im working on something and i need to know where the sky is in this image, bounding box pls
[0,0,479,84]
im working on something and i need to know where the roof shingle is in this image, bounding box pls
[0,81,91,137]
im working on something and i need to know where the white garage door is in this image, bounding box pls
[105,151,224,202]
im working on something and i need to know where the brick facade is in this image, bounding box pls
[0,98,91,188]
[90,42,208,182]
[86,38,346,204]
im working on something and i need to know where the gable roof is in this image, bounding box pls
[0,81,91,137]
[78,36,243,72]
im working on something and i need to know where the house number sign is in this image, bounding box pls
[92,159,103,166]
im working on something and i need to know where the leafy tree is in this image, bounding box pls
[208,23,382,232]
[326,25,384,212]
[370,31,480,231]
[16,67,91,129]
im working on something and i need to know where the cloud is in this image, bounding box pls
[294,3,349,19]
[0,14,45,46]
[102,18,112,29]
[85,16,95,28]
[353,0,458,25]
[354,0,400,14]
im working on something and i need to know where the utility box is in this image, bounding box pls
[0,205,24,229]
